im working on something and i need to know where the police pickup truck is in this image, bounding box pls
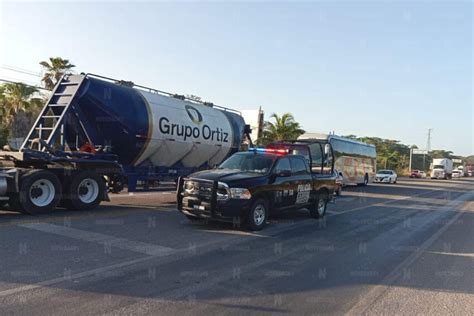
[177,141,337,230]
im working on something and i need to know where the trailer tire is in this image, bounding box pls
[62,171,105,211]
[10,170,62,214]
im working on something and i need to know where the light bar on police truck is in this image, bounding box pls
[248,147,289,155]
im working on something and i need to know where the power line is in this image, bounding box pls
[1,65,41,77]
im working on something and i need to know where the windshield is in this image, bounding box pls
[433,165,445,169]
[218,153,276,174]
[378,170,392,174]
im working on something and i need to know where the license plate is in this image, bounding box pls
[193,205,205,211]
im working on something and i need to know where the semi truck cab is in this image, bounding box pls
[177,142,337,230]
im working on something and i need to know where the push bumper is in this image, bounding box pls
[176,177,252,222]
[179,196,251,222]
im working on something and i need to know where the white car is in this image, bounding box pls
[452,170,462,178]
[374,170,397,183]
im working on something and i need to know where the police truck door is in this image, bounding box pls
[288,156,312,207]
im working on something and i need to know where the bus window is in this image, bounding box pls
[292,148,311,166]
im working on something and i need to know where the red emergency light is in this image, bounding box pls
[248,147,289,155]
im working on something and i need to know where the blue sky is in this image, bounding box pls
[1,1,472,156]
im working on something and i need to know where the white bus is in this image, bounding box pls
[299,134,377,185]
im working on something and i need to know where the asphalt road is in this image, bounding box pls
[0,178,473,315]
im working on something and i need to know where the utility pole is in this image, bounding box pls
[409,147,413,172]
[423,128,433,171]
[427,128,432,152]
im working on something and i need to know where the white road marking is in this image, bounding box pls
[427,251,474,258]
[0,221,308,299]
[347,190,474,315]
[328,187,449,217]
[18,223,175,256]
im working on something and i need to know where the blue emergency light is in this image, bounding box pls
[248,147,289,155]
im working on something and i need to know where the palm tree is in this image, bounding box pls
[40,57,75,90]
[1,83,44,140]
[259,113,305,145]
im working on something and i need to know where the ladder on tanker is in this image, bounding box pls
[21,74,86,152]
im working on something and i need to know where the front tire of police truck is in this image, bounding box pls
[9,170,62,214]
[245,198,268,231]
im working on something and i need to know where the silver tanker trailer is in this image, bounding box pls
[0,73,250,214]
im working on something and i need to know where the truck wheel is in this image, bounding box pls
[63,171,105,210]
[310,195,328,219]
[10,170,61,214]
[245,198,268,231]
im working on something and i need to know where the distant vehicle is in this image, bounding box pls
[467,164,473,176]
[430,158,453,179]
[334,169,343,196]
[452,159,466,177]
[452,170,462,178]
[177,142,337,231]
[410,170,421,178]
[410,170,427,178]
[374,170,397,183]
[299,134,376,186]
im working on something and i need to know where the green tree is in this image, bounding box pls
[0,83,44,144]
[430,150,453,159]
[40,57,75,90]
[259,113,305,145]
[1,83,40,124]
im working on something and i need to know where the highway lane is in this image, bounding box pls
[0,178,472,315]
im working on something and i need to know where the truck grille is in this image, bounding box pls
[183,180,213,200]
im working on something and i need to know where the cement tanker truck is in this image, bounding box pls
[0,73,249,214]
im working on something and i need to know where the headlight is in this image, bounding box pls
[229,188,252,199]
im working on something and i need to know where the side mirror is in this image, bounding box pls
[324,144,331,155]
[339,172,343,177]
[277,170,291,177]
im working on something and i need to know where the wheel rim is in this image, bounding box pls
[317,199,326,215]
[77,178,99,204]
[29,179,55,207]
[253,204,266,226]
